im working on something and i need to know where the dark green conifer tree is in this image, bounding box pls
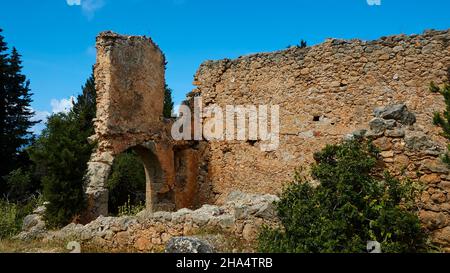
[0,29,37,196]
[163,84,174,118]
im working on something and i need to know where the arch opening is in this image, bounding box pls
[106,149,146,216]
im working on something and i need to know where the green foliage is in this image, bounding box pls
[107,152,146,215]
[72,69,96,131]
[29,113,93,228]
[299,40,307,48]
[4,168,32,201]
[117,196,145,217]
[163,84,174,118]
[0,195,43,239]
[258,140,429,253]
[430,80,450,165]
[28,72,96,228]
[0,201,20,239]
[0,29,38,196]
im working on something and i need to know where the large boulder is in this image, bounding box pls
[15,214,46,241]
[225,191,279,220]
[22,214,44,232]
[165,237,214,253]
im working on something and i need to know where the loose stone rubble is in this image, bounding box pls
[165,237,214,253]
[18,192,279,252]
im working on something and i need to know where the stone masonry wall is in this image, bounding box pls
[191,29,450,203]
[190,29,450,249]
[346,103,450,250]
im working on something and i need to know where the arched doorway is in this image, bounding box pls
[133,142,176,212]
[106,149,146,216]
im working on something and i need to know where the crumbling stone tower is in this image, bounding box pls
[84,32,181,220]
[85,32,200,221]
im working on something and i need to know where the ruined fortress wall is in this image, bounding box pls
[192,29,450,203]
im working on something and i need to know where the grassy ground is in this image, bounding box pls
[0,238,169,253]
[0,239,69,253]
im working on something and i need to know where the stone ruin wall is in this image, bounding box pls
[84,32,199,221]
[191,29,450,249]
[83,29,450,250]
[193,29,450,201]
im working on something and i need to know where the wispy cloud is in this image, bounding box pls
[366,0,381,6]
[51,96,76,114]
[66,0,105,19]
[81,0,105,15]
[31,96,77,134]
[66,0,81,6]
[31,109,51,134]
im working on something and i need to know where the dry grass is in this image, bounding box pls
[0,239,68,253]
[0,239,145,253]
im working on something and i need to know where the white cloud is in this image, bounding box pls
[32,110,51,121]
[367,0,381,6]
[51,96,76,114]
[66,0,105,18]
[82,0,105,14]
[172,104,181,117]
[30,96,78,134]
[30,109,50,134]
[66,0,81,6]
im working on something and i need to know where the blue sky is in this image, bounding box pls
[1,0,450,131]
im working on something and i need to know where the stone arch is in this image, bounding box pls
[84,31,201,222]
[133,142,175,212]
[106,148,146,215]
[84,141,177,220]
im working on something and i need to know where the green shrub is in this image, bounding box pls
[0,195,43,239]
[117,196,145,217]
[107,151,146,215]
[431,80,450,165]
[0,201,19,239]
[258,140,429,253]
[4,168,32,202]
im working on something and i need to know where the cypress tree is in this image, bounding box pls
[6,48,37,150]
[0,29,9,195]
[0,29,37,195]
